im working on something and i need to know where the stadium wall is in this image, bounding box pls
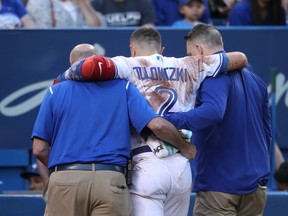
[0,192,287,216]
[0,28,287,192]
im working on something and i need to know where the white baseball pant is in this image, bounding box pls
[130,152,192,216]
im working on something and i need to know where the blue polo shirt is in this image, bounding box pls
[32,80,158,169]
[165,67,271,194]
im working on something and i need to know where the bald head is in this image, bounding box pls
[130,27,163,57]
[70,44,98,65]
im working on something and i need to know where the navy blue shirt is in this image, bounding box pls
[229,0,286,26]
[165,68,271,194]
[32,80,158,169]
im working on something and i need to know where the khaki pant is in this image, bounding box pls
[193,187,267,216]
[43,170,131,216]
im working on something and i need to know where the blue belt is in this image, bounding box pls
[50,163,125,174]
[132,145,152,156]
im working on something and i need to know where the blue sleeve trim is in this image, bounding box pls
[216,53,229,75]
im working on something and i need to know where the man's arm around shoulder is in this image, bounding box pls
[147,117,197,160]
[226,52,248,71]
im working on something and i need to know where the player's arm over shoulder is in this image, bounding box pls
[55,55,116,83]
[81,56,116,80]
[226,52,248,71]
[82,55,135,80]
[202,51,248,72]
[182,51,247,76]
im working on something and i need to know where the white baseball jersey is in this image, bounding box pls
[112,53,227,150]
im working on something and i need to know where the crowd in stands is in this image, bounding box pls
[20,161,45,191]
[0,0,287,29]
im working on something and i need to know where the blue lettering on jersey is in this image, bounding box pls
[158,67,168,81]
[133,67,187,82]
[150,67,158,80]
[143,67,149,79]
[176,68,187,82]
[134,67,142,79]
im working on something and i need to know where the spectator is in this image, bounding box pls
[152,0,181,26]
[90,0,156,27]
[199,0,213,24]
[20,162,45,191]
[26,0,103,28]
[209,0,237,19]
[0,0,36,29]
[283,0,288,23]
[274,161,288,191]
[228,0,286,26]
[152,0,212,26]
[172,0,205,28]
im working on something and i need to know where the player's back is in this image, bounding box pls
[113,53,225,114]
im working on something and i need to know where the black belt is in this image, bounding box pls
[50,163,125,174]
[132,145,152,156]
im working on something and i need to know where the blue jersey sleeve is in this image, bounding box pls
[164,75,229,132]
[56,59,86,82]
[126,82,158,133]
[15,0,28,18]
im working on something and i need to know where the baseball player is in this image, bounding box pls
[55,27,247,216]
